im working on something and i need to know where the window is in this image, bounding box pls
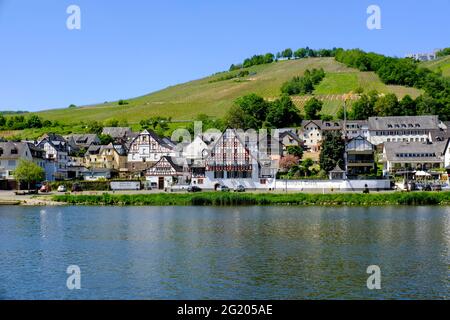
[11,148,18,155]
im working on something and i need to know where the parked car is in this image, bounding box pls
[57,185,67,192]
[432,184,442,192]
[39,183,51,193]
[72,183,83,192]
[187,186,202,193]
[423,184,432,191]
[234,185,246,192]
[220,185,230,192]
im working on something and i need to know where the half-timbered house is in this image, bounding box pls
[127,129,175,173]
[146,156,189,190]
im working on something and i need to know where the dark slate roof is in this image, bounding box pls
[65,134,99,147]
[37,133,68,152]
[0,142,27,159]
[102,127,132,139]
[279,131,302,143]
[383,140,449,162]
[301,120,342,130]
[368,116,441,131]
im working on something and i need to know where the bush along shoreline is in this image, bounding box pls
[51,192,450,207]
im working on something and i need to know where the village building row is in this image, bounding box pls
[1,116,450,189]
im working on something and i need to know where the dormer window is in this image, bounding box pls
[388,124,393,128]
[11,148,18,155]
[415,124,420,128]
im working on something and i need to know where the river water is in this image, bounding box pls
[0,206,449,299]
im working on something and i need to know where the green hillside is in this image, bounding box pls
[34,57,422,124]
[421,56,450,78]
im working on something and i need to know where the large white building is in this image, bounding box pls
[381,140,450,174]
[367,116,445,146]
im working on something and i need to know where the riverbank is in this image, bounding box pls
[50,191,450,206]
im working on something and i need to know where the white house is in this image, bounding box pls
[300,120,341,152]
[0,142,48,181]
[182,135,209,160]
[36,134,69,180]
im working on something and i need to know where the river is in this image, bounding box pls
[0,206,449,299]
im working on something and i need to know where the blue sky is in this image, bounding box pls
[0,0,449,111]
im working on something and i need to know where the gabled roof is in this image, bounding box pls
[383,140,449,162]
[368,116,440,131]
[279,131,302,144]
[147,156,184,174]
[330,164,345,172]
[301,120,342,130]
[205,128,262,165]
[0,142,28,159]
[65,134,99,147]
[102,127,132,139]
[37,133,68,152]
[346,135,374,152]
[129,129,173,149]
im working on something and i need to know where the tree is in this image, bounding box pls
[26,115,43,128]
[225,94,269,130]
[263,53,275,64]
[286,145,304,158]
[320,114,333,121]
[336,106,346,120]
[87,121,103,134]
[294,48,308,59]
[98,134,114,145]
[104,118,119,127]
[304,97,323,120]
[399,95,417,116]
[282,48,293,60]
[319,131,345,173]
[350,94,376,119]
[0,115,6,127]
[235,94,269,124]
[265,94,303,128]
[279,154,299,171]
[68,104,77,108]
[300,158,314,176]
[118,99,128,105]
[374,93,400,116]
[224,105,254,130]
[14,159,45,191]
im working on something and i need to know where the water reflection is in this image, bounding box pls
[0,206,448,299]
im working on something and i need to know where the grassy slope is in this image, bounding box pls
[34,58,422,124]
[421,56,450,78]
